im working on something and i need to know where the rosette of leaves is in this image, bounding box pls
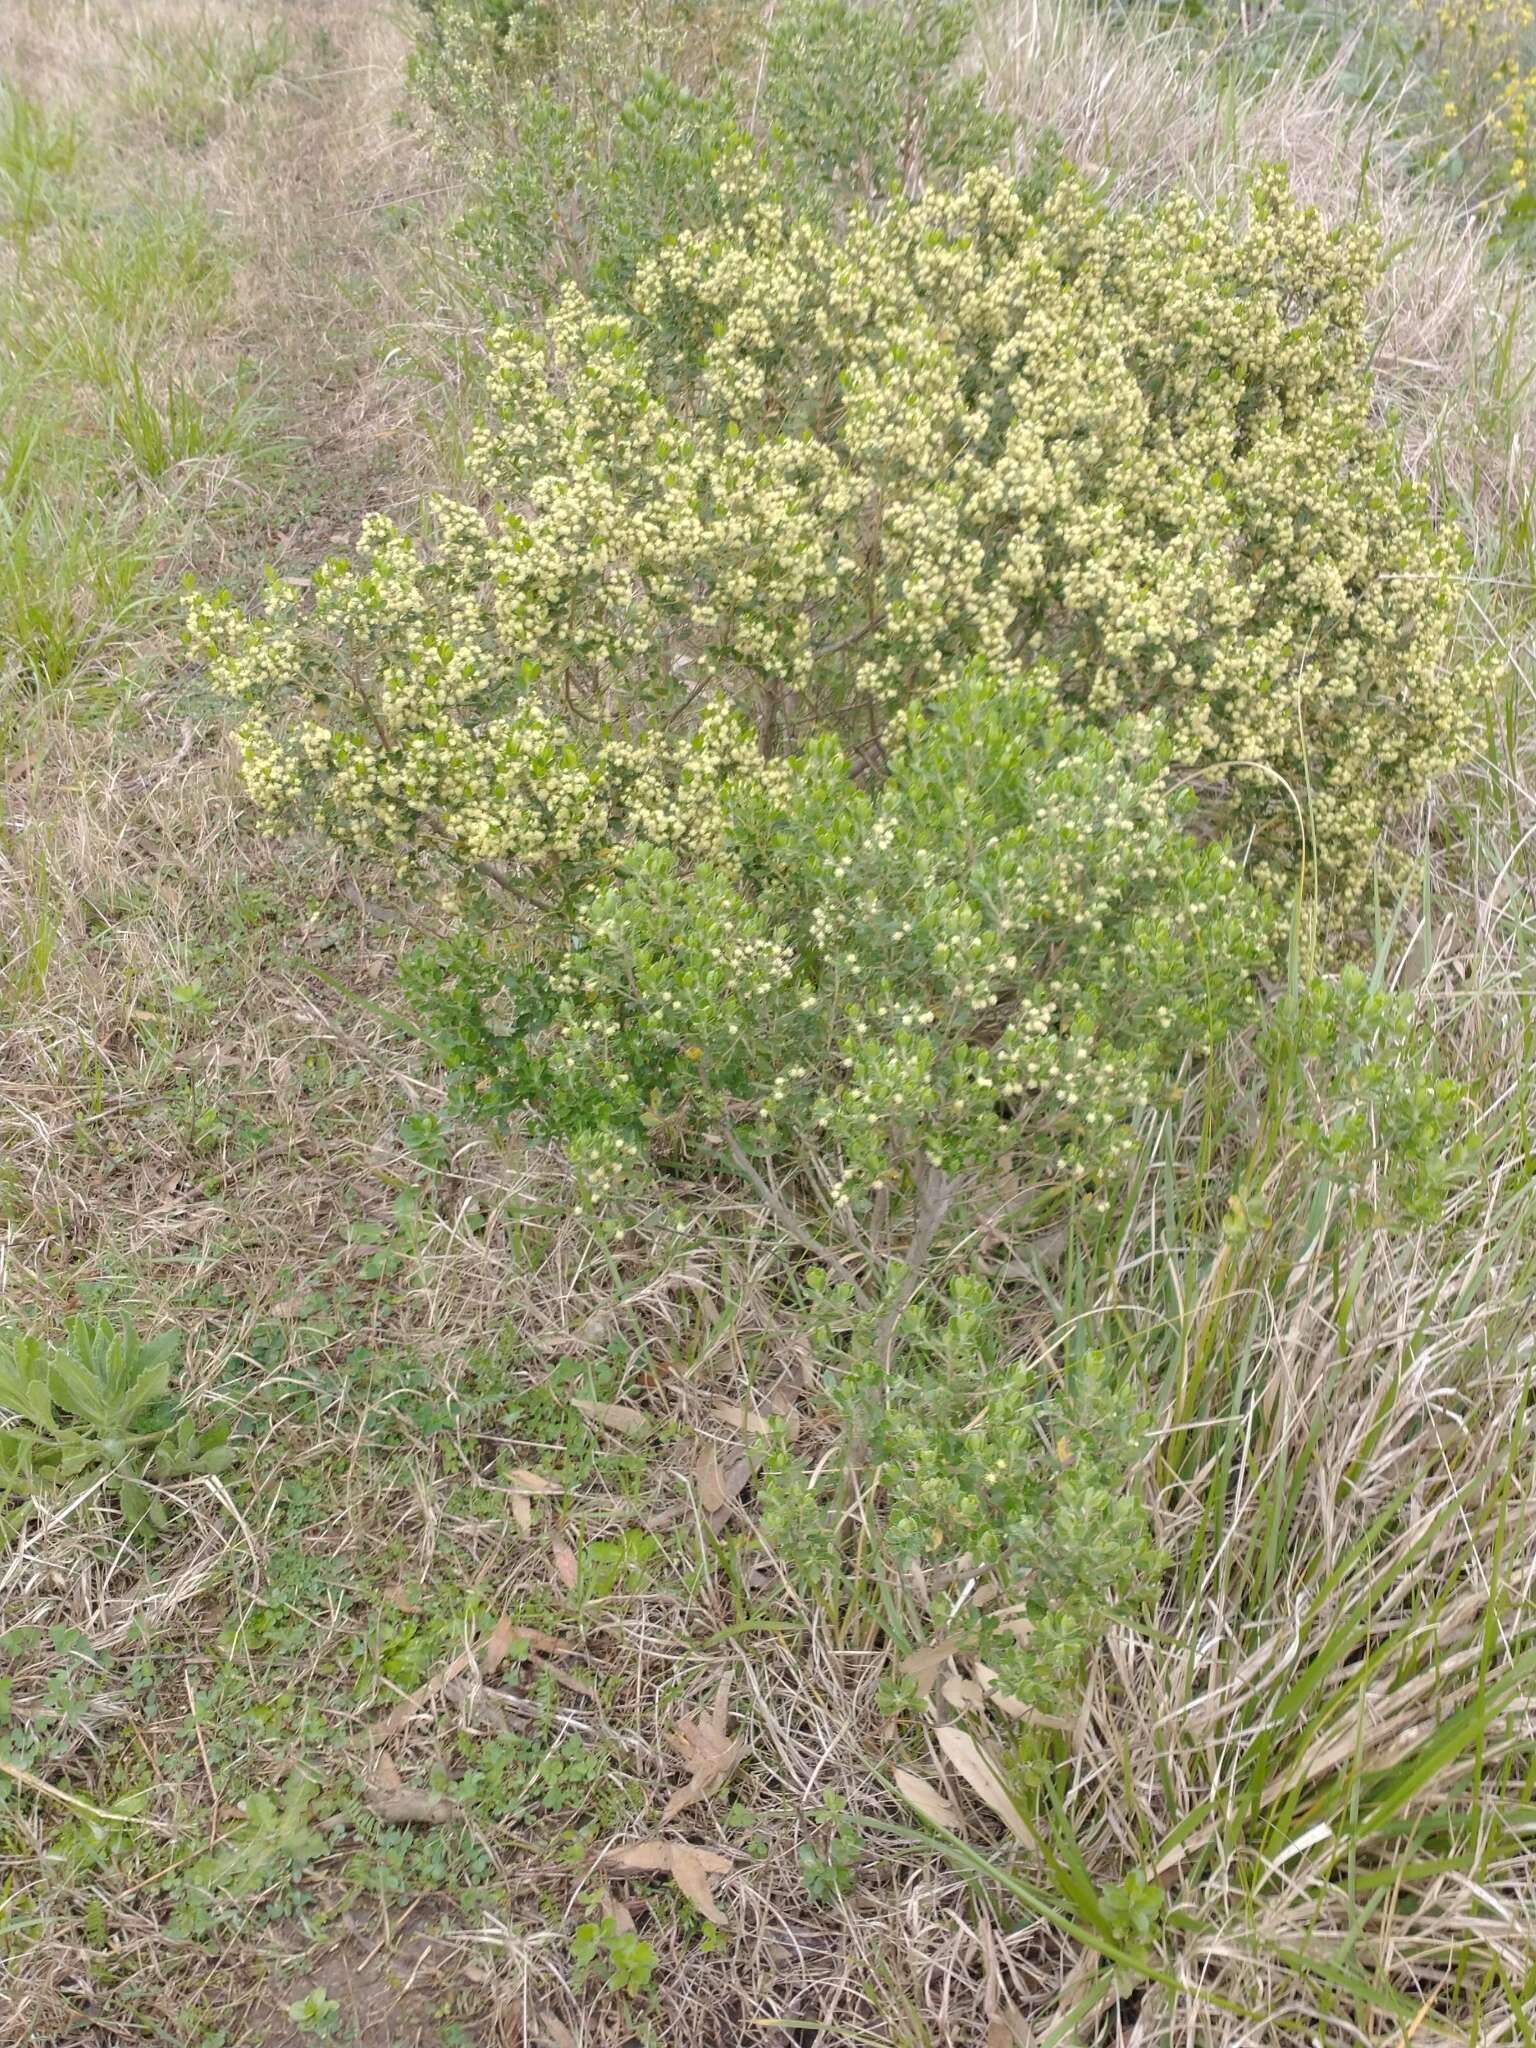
[0,1317,235,1538]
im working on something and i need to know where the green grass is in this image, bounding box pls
[0,79,265,706]
[113,14,292,150]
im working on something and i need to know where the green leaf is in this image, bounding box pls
[114,1476,154,1534]
[0,1335,56,1430]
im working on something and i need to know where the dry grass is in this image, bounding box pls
[0,18,968,2038]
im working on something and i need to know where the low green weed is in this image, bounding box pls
[797,1792,865,1905]
[570,1914,658,1998]
[285,1986,342,2039]
[0,1316,235,1537]
[769,1278,1163,1706]
[107,363,247,481]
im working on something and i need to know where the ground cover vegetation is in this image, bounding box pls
[2,0,1535,2043]
[1115,0,1536,241]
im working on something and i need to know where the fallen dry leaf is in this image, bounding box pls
[571,1397,649,1439]
[365,1782,459,1825]
[441,1676,511,1734]
[935,1725,1031,1846]
[533,1654,600,1699]
[362,1754,458,1826]
[477,1615,518,1677]
[534,2013,577,2048]
[694,1437,752,1523]
[974,1659,1072,1729]
[670,1843,732,1925]
[984,2013,1032,2047]
[601,1840,733,1926]
[940,1673,987,1715]
[509,1469,558,1541]
[551,1537,579,1591]
[512,1626,580,1657]
[892,1767,963,1833]
[601,1841,675,1875]
[899,1638,960,1700]
[600,1888,636,1935]
[710,1399,801,1443]
[508,1468,562,1495]
[662,1673,744,1823]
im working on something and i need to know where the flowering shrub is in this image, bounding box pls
[760,0,1009,213]
[407,0,557,116]
[762,1275,1162,1709]
[193,163,1473,889]
[407,668,1268,1232]
[408,0,755,134]
[445,0,1005,324]
[192,522,792,880]
[452,71,750,317]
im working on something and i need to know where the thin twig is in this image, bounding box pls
[185,1671,221,1848]
[872,1158,958,1371]
[722,1132,871,1304]
[0,1756,159,1830]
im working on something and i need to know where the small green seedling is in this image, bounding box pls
[570,1915,657,1998]
[285,1986,341,2037]
[798,1792,863,1906]
[1099,1870,1165,1994]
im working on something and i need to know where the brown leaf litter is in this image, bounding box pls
[661,1672,745,1823]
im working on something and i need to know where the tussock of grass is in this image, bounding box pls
[0,85,257,699]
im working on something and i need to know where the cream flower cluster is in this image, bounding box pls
[191,162,1473,892]
[1432,0,1536,197]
